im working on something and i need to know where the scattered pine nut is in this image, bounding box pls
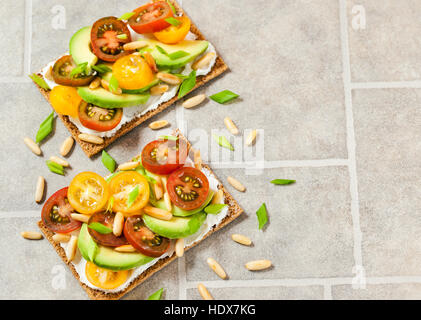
[197,283,213,300]
[194,149,202,170]
[149,120,169,130]
[89,77,101,89]
[52,233,71,243]
[246,129,257,146]
[182,94,206,109]
[35,176,45,203]
[20,231,43,240]
[23,137,41,156]
[113,212,124,237]
[123,40,148,51]
[227,176,246,192]
[117,161,139,171]
[207,258,227,279]
[161,176,168,194]
[78,133,104,145]
[164,192,172,211]
[144,206,173,221]
[66,235,78,262]
[224,117,239,135]
[245,259,272,271]
[154,182,163,201]
[70,213,90,224]
[231,234,252,246]
[150,84,169,95]
[60,136,74,157]
[115,244,137,253]
[192,52,216,70]
[157,72,181,85]
[49,156,69,167]
[175,238,184,257]
[45,66,54,81]
[211,189,224,204]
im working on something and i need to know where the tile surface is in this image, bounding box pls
[332,284,421,300]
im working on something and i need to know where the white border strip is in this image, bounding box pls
[23,0,32,76]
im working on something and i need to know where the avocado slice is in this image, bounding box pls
[140,39,209,70]
[143,211,207,239]
[69,26,98,69]
[77,87,150,109]
[77,223,98,262]
[93,245,155,271]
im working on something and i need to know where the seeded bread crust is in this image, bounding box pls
[32,0,228,158]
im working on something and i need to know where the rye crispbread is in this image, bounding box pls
[32,0,228,158]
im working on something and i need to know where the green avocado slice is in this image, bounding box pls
[78,223,98,262]
[69,26,98,69]
[77,87,150,109]
[93,245,155,271]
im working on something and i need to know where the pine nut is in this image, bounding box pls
[60,136,74,156]
[194,149,202,170]
[89,77,101,89]
[78,133,104,145]
[161,176,168,194]
[182,94,206,109]
[45,66,54,81]
[49,156,69,167]
[207,258,227,279]
[227,176,246,192]
[20,231,43,240]
[23,137,41,156]
[35,176,45,203]
[70,213,90,224]
[231,234,252,246]
[157,72,181,85]
[52,233,71,243]
[211,189,224,204]
[123,40,148,51]
[113,212,124,237]
[115,244,137,253]
[150,84,169,95]
[117,161,139,171]
[163,192,172,211]
[175,238,184,257]
[66,235,78,262]
[224,117,239,135]
[192,52,216,70]
[144,206,173,221]
[246,129,257,146]
[197,283,213,300]
[154,182,163,201]
[245,259,272,271]
[149,120,169,130]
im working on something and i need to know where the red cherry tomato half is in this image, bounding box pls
[91,17,133,62]
[88,212,128,247]
[124,215,169,257]
[78,101,123,132]
[167,167,209,211]
[128,1,173,34]
[141,138,188,175]
[41,187,81,233]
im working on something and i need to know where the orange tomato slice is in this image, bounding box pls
[68,172,109,215]
[49,85,81,118]
[112,54,154,90]
[85,262,129,289]
[153,16,191,44]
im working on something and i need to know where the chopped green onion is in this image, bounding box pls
[204,204,227,215]
[271,179,296,185]
[212,134,234,151]
[171,73,189,79]
[147,288,164,300]
[210,90,239,104]
[118,12,135,20]
[88,222,112,234]
[35,112,54,143]
[158,135,178,141]
[116,34,128,40]
[29,73,50,90]
[156,45,168,55]
[46,160,64,176]
[70,62,88,78]
[105,171,120,182]
[178,70,196,98]
[168,50,189,60]
[102,150,116,173]
[127,185,139,208]
[92,64,112,74]
[256,203,268,230]
[165,17,181,26]
[109,75,119,93]
[167,0,176,15]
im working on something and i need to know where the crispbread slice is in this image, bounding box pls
[38,131,243,300]
[32,0,228,158]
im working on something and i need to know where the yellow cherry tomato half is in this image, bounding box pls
[85,262,129,289]
[112,54,154,90]
[153,16,191,44]
[108,171,150,215]
[68,172,109,215]
[49,85,81,118]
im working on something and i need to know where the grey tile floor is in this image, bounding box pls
[1,0,421,300]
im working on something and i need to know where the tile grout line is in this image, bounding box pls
[178,256,187,299]
[0,211,40,218]
[210,159,349,169]
[351,81,421,89]
[339,0,363,271]
[23,0,32,76]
